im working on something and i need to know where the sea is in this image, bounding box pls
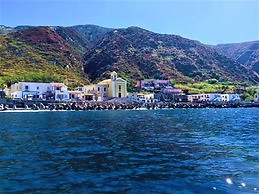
[0,108,258,193]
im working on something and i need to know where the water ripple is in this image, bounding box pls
[0,108,258,193]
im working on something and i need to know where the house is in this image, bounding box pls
[50,83,69,101]
[69,90,83,101]
[154,87,185,102]
[155,92,188,102]
[254,93,259,102]
[10,82,51,100]
[129,92,158,103]
[187,93,240,102]
[173,95,188,102]
[221,94,240,102]
[161,87,183,95]
[188,93,222,102]
[83,84,108,101]
[136,79,170,91]
[74,86,84,92]
[9,82,69,101]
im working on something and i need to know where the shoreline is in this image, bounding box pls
[1,101,259,112]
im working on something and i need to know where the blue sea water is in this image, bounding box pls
[0,108,258,193]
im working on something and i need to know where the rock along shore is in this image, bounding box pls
[1,100,259,111]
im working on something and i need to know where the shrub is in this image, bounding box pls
[208,78,218,84]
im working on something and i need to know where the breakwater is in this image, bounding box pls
[1,100,259,111]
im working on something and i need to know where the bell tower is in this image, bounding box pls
[110,71,118,81]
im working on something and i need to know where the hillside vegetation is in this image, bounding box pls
[83,27,259,86]
[0,25,258,90]
[215,41,259,74]
[0,28,89,87]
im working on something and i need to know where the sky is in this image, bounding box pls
[0,0,258,45]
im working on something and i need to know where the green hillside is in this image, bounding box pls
[215,41,259,74]
[83,27,259,87]
[0,25,258,91]
[0,28,89,88]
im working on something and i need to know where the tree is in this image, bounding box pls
[169,80,176,87]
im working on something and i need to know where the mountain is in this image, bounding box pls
[0,24,112,48]
[0,26,89,86]
[53,26,92,54]
[14,25,34,30]
[71,25,113,45]
[53,25,113,55]
[1,24,258,88]
[0,25,14,34]
[83,27,259,85]
[0,24,113,87]
[215,41,259,74]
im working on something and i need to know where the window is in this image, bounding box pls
[98,87,100,91]
[37,86,39,90]
[119,85,121,90]
[25,85,29,90]
[104,88,106,91]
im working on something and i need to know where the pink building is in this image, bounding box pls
[136,79,170,89]
[161,88,183,94]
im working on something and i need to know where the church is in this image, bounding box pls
[83,71,127,101]
[98,71,127,98]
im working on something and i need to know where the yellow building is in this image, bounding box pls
[83,84,108,101]
[98,71,127,98]
[83,71,127,101]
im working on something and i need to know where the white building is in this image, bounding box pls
[188,93,221,102]
[10,82,50,100]
[50,83,69,101]
[129,92,158,103]
[221,94,240,102]
[188,93,240,102]
[68,90,85,101]
[9,82,69,101]
[254,93,259,102]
